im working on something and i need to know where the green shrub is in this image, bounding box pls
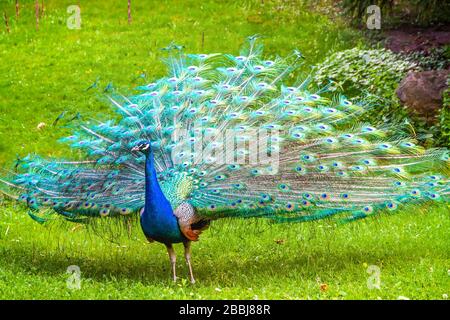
[314,48,418,99]
[432,85,450,147]
[314,48,450,147]
[404,46,450,71]
[314,48,438,146]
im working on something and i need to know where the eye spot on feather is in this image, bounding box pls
[278,184,290,192]
[214,174,226,181]
[363,206,373,213]
[294,165,305,174]
[341,193,349,199]
[233,183,245,190]
[343,100,351,106]
[285,202,295,211]
[341,133,353,139]
[320,193,329,200]
[256,83,268,90]
[428,193,440,200]
[301,154,315,162]
[187,66,199,72]
[303,193,313,200]
[394,181,406,187]
[301,200,311,207]
[197,171,207,177]
[120,208,131,215]
[336,170,347,177]
[362,126,374,132]
[386,202,397,210]
[100,209,110,217]
[208,204,216,210]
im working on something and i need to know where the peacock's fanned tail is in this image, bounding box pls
[1,37,449,224]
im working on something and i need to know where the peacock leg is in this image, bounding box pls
[165,244,177,282]
[183,241,195,284]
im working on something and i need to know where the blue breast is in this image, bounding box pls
[140,207,186,244]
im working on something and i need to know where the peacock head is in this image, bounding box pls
[131,142,152,156]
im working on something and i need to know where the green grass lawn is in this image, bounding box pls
[0,202,448,299]
[0,0,448,299]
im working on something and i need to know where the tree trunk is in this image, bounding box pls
[35,0,39,31]
[4,12,10,33]
[128,0,132,24]
[15,0,19,20]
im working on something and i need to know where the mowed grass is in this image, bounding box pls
[0,0,448,299]
[0,202,449,299]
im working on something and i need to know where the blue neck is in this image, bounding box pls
[143,151,172,218]
[140,150,186,243]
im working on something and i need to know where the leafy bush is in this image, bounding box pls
[432,85,450,147]
[314,48,450,147]
[314,48,418,99]
[405,46,450,71]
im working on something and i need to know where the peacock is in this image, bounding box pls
[1,37,449,283]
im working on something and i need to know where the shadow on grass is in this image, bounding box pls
[0,239,427,285]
